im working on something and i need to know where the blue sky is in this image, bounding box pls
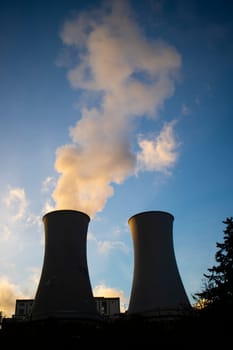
[0,0,233,317]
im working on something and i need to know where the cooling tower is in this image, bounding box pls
[127,211,191,317]
[31,210,99,321]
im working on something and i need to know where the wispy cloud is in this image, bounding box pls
[3,187,28,222]
[97,240,130,255]
[1,225,11,241]
[181,104,191,116]
[1,186,41,230]
[41,176,56,193]
[0,276,26,317]
[0,186,43,313]
[87,231,97,241]
[0,186,41,242]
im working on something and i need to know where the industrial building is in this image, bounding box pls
[94,297,120,317]
[14,297,121,320]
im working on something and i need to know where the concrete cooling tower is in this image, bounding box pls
[127,211,191,317]
[31,210,100,321]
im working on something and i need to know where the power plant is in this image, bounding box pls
[30,209,191,321]
[127,211,191,317]
[31,209,100,321]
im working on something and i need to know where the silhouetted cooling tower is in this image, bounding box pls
[31,210,99,321]
[127,211,191,317]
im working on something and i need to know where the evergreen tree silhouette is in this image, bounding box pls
[194,217,233,311]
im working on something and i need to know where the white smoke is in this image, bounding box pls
[53,0,181,218]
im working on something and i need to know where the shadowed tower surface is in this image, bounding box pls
[31,210,100,321]
[127,211,191,316]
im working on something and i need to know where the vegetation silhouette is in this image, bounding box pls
[193,217,233,313]
[191,217,233,345]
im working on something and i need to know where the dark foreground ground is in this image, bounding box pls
[0,309,232,347]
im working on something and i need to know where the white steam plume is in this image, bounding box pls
[53,0,181,218]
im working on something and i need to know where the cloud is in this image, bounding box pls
[93,283,129,312]
[0,186,43,304]
[97,240,130,255]
[41,176,56,193]
[1,225,11,241]
[181,104,191,116]
[136,120,179,174]
[0,277,26,317]
[1,186,41,238]
[87,229,130,267]
[3,187,28,222]
[42,200,55,216]
[52,0,181,218]
[27,267,41,287]
[87,231,97,241]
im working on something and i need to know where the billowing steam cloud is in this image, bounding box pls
[53,0,181,218]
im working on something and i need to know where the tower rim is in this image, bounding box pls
[42,209,90,222]
[128,210,174,224]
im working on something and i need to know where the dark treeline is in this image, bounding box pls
[0,309,232,347]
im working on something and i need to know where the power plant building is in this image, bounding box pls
[29,208,190,322]
[95,297,120,317]
[14,297,120,320]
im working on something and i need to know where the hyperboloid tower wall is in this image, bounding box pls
[127,211,191,317]
[31,210,99,321]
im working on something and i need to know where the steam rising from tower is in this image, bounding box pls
[127,211,191,316]
[50,0,181,218]
[31,210,99,321]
